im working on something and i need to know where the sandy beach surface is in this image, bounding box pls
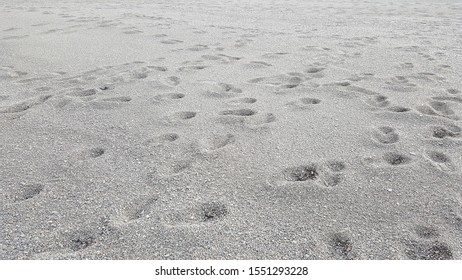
[1,0,462,259]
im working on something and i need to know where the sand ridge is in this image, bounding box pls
[1,0,462,259]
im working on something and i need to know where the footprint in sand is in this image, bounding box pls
[170,160,194,174]
[62,220,123,253]
[0,67,28,79]
[145,133,180,146]
[217,107,275,128]
[164,76,180,86]
[248,74,303,88]
[67,230,97,252]
[90,96,132,110]
[152,93,185,104]
[162,201,229,226]
[200,133,235,152]
[287,97,322,109]
[67,88,97,97]
[305,67,325,74]
[424,150,456,172]
[323,81,351,87]
[201,82,242,99]
[219,108,257,116]
[201,55,222,61]
[431,96,462,104]
[365,94,390,108]
[73,147,106,161]
[446,88,460,95]
[88,147,105,158]
[321,160,347,187]
[132,70,149,80]
[442,201,462,232]
[0,95,51,114]
[414,225,440,239]
[147,66,168,72]
[416,100,458,120]
[160,39,183,45]
[35,86,53,92]
[269,160,347,188]
[329,232,357,260]
[429,124,461,139]
[117,195,158,223]
[384,75,417,92]
[372,126,399,144]
[387,106,411,113]
[383,152,412,166]
[170,111,197,120]
[99,96,132,103]
[123,29,143,35]
[151,156,195,178]
[243,61,272,69]
[404,240,453,260]
[178,65,208,72]
[228,97,257,105]
[427,101,455,115]
[9,183,44,203]
[261,52,289,59]
[187,44,209,51]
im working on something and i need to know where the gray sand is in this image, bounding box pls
[1,0,462,259]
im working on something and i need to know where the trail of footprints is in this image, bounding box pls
[369,125,456,170]
[2,33,462,259]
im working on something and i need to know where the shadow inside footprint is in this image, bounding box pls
[199,202,229,222]
[415,225,439,239]
[405,241,453,260]
[330,232,355,259]
[283,165,318,181]
[12,184,44,202]
[305,67,324,74]
[168,93,185,99]
[426,151,450,163]
[173,111,196,120]
[68,230,96,252]
[229,97,257,104]
[300,98,321,105]
[153,93,185,103]
[366,95,389,108]
[219,108,257,116]
[388,106,410,113]
[101,96,132,102]
[431,125,460,139]
[159,133,179,142]
[446,88,460,95]
[89,147,105,158]
[383,152,411,165]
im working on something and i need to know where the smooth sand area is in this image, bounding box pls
[1,0,462,259]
